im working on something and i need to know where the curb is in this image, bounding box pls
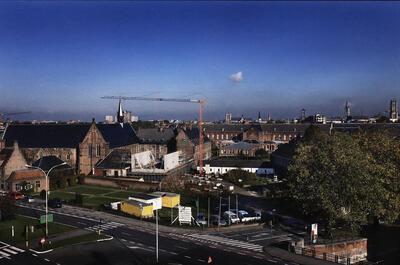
[29,248,54,254]
[97,236,113,242]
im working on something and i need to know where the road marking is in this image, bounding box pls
[121,232,131,236]
[9,246,25,253]
[175,245,188,250]
[2,248,18,255]
[32,253,38,257]
[128,246,153,252]
[268,259,278,263]
[0,250,10,257]
[77,221,87,225]
[197,259,205,262]
[184,256,191,259]
[44,258,51,262]
[248,233,293,242]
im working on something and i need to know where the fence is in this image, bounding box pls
[291,245,368,265]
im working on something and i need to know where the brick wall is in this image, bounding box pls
[78,123,109,175]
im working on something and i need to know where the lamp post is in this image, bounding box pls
[26,162,67,237]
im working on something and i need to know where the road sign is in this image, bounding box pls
[40,214,53,224]
[311,223,318,243]
[178,206,192,225]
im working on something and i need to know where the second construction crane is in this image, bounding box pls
[101,95,206,176]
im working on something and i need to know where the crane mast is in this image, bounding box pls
[101,95,206,176]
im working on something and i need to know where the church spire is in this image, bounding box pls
[117,99,124,124]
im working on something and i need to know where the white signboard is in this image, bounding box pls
[178,206,192,225]
[311,223,318,244]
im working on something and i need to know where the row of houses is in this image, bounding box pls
[205,123,400,156]
[0,121,211,192]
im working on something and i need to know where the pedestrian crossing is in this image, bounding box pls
[178,233,264,252]
[85,221,125,232]
[0,243,25,260]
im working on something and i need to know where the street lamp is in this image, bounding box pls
[26,162,67,237]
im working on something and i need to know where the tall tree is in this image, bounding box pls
[287,132,387,235]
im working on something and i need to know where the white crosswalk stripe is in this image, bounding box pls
[0,243,25,260]
[179,233,264,252]
[85,221,125,232]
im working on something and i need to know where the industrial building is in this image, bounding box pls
[120,200,154,218]
[149,191,180,208]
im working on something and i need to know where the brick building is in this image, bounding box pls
[176,127,212,164]
[2,121,139,175]
[134,128,176,160]
[0,141,27,190]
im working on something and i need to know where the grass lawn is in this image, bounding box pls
[62,185,115,195]
[0,215,75,243]
[82,197,118,208]
[104,190,139,199]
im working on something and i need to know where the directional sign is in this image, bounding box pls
[40,214,53,224]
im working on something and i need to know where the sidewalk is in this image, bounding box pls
[264,246,338,265]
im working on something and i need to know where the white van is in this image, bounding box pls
[223,211,240,224]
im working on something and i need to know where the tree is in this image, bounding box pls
[0,196,16,221]
[255,149,269,159]
[355,130,400,224]
[287,132,387,235]
[223,169,256,186]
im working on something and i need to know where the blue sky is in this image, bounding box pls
[1,1,399,121]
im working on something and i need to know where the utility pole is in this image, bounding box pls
[218,197,221,231]
[156,209,159,263]
[207,196,210,227]
[236,194,238,216]
[228,195,231,226]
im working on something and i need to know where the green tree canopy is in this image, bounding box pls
[287,130,400,235]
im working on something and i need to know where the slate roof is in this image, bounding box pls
[204,158,273,168]
[3,123,140,149]
[183,127,210,145]
[8,169,44,182]
[3,124,91,148]
[203,124,252,132]
[224,142,258,151]
[136,128,175,144]
[0,148,13,168]
[32,156,72,172]
[95,149,131,169]
[97,123,139,148]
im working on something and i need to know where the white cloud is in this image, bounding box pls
[230,71,243,82]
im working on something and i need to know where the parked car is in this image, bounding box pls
[211,215,227,226]
[9,192,25,200]
[196,213,207,225]
[23,195,35,203]
[48,198,62,208]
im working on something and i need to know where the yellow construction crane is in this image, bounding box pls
[101,96,206,176]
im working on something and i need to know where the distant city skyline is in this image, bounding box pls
[1,1,399,121]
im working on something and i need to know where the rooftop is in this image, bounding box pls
[204,158,273,168]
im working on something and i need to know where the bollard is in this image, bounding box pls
[11,226,14,238]
[31,225,34,233]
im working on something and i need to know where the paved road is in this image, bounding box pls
[4,203,299,265]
